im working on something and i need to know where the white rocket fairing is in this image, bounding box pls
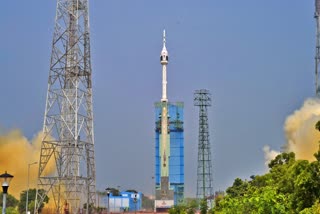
[161,30,168,102]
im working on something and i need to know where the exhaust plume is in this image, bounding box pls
[0,129,55,198]
[283,98,320,161]
[264,98,320,165]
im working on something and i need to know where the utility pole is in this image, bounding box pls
[34,0,96,213]
[194,89,213,201]
[26,162,37,214]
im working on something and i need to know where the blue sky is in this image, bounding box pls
[0,1,315,197]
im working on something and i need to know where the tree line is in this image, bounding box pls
[0,189,48,214]
[169,123,320,214]
[169,151,320,214]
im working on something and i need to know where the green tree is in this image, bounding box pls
[268,152,295,169]
[169,204,187,214]
[315,120,320,131]
[186,199,198,214]
[106,187,121,196]
[125,189,138,193]
[225,178,249,198]
[300,200,320,214]
[18,189,49,214]
[4,207,19,214]
[214,152,320,213]
[0,193,18,208]
[169,200,198,214]
[199,199,208,214]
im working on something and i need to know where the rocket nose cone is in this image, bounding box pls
[161,46,168,56]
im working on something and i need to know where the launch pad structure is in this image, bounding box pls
[34,0,96,213]
[194,89,213,201]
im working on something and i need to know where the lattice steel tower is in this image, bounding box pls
[34,0,96,213]
[315,0,320,96]
[194,89,213,200]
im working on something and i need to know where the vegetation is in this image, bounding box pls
[0,193,18,208]
[0,207,19,214]
[105,187,121,196]
[18,188,49,214]
[199,199,208,214]
[168,199,198,214]
[0,193,19,214]
[213,151,320,213]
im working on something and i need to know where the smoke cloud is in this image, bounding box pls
[0,129,54,198]
[283,98,320,161]
[263,145,280,166]
[264,98,320,165]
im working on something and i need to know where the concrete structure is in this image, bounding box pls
[154,31,184,211]
[103,192,142,212]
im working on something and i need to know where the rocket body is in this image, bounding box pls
[155,30,174,202]
[160,102,170,177]
[160,29,170,177]
[161,65,168,102]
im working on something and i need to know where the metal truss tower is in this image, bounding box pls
[194,89,213,200]
[34,0,96,213]
[315,0,320,96]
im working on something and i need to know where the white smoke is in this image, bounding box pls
[263,145,280,166]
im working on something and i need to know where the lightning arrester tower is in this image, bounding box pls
[194,89,213,200]
[34,0,96,213]
[315,0,320,96]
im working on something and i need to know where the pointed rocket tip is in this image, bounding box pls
[161,29,168,57]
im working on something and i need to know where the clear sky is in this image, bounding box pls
[0,1,315,197]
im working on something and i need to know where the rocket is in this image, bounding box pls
[160,30,170,178]
[155,30,174,203]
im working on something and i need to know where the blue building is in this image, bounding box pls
[103,192,142,212]
[155,102,184,204]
